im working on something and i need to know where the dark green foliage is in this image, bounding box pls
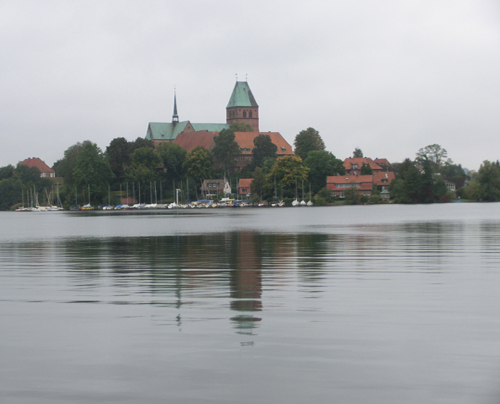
[0,177,23,210]
[73,141,114,205]
[353,148,363,158]
[250,167,266,197]
[293,128,325,160]
[156,142,186,182]
[442,162,466,177]
[14,164,42,185]
[211,129,240,175]
[344,186,361,204]
[0,165,14,181]
[265,156,310,199]
[106,137,132,182]
[252,134,277,167]
[229,122,253,132]
[313,187,334,206]
[53,142,85,187]
[360,163,373,175]
[476,160,500,201]
[183,146,214,186]
[304,150,345,194]
[125,147,162,184]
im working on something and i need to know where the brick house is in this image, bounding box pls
[19,157,55,178]
[343,157,383,175]
[238,178,253,196]
[327,175,374,199]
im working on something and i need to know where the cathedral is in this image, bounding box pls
[145,81,293,168]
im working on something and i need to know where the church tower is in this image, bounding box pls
[226,81,259,132]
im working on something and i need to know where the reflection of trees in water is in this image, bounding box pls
[58,232,345,332]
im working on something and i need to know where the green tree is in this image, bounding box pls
[360,163,373,175]
[130,137,154,151]
[476,160,500,201]
[125,147,162,184]
[52,142,85,187]
[252,134,277,167]
[0,177,23,210]
[353,148,363,158]
[229,122,253,132]
[442,162,466,177]
[304,150,345,194]
[183,146,214,186]
[156,142,187,182]
[0,165,14,181]
[265,156,310,199]
[293,128,325,160]
[73,141,114,205]
[106,137,132,183]
[416,144,450,173]
[250,167,266,198]
[211,129,240,175]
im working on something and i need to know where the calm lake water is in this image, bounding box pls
[2,204,500,404]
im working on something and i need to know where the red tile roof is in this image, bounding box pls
[173,131,218,152]
[238,178,253,188]
[234,132,293,156]
[19,157,54,175]
[173,131,294,157]
[373,171,395,186]
[326,174,374,191]
[343,158,382,172]
[374,158,390,166]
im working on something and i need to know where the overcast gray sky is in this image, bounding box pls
[1,0,499,171]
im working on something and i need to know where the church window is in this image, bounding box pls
[243,110,247,118]
[249,111,252,118]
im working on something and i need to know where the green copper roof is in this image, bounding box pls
[146,122,230,141]
[226,81,258,108]
[146,121,189,141]
[191,123,229,132]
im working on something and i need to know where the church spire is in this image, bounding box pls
[172,89,179,124]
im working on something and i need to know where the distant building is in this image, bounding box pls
[19,157,55,178]
[238,178,253,196]
[201,179,231,196]
[327,170,395,199]
[343,157,383,175]
[145,81,293,168]
[327,174,374,199]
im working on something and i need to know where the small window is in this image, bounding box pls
[245,147,250,152]
[281,147,286,151]
[243,110,247,118]
[249,111,252,118]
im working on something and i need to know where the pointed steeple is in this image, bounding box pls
[172,89,179,124]
[226,81,259,132]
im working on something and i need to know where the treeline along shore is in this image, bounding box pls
[1,127,499,211]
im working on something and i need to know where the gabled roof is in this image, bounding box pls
[343,157,383,171]
[239,178,253,188]
[226,81,258,108]
[374,158,390,166]
[373,171,395,185]
[19,157,54,174]
[146,121,230,142]
[146,121,189,141]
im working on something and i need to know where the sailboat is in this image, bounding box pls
[307,183,314,206]
[300,180,307,206]
[292,178,299,206]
